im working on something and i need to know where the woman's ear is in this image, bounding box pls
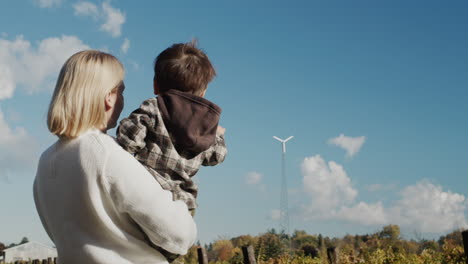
[105,91,116,111]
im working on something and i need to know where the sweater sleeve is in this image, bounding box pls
[33,178,56,244]
[102,142,197,255]
[116,99,157,154]
[202,134,227,166]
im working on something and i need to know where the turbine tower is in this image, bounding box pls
[273,136,293,235]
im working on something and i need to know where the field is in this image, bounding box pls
[180,225,467,264]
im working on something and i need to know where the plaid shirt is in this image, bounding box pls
[116,97,227,210]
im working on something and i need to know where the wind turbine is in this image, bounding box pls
[273,136,294,235]
[273,136,294,153]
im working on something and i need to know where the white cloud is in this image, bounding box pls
[120,38,130,54]
[34,0,62,8]
[101,2,125,38]
[337,202,387,226]
[0,35,89,99]
[388,181,467,233]
[73,1,126,38]
[302,155,357,217]
[73,1,99,18]
[0,109,38,179]
[328,134,366,158]
[245,171,266,192]
[0,34,78,180]
[0,65,15,100]
[246,171,262,185]
[300,155,468,233]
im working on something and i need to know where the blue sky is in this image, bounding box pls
[1,0,467,246]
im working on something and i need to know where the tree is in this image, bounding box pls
[300,244,319,258]
[229,247,244,264]
[20,237,29,244]
[438,229,463,247]
[318,234,324,248]
[291,230,318,250]
[267,228,277,235]
[323,236,333,248]
[419,240,439,253]
[231,235,257,248]
[207,243,213,252]
[255,232,286,261]
[379,225,400,241]
[211,239,234,261]
[292,230,308,238]
[181,245,198,264]
[0,242,5,252]
[7,243,16,248]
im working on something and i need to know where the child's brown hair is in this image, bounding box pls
[154,40,216,96]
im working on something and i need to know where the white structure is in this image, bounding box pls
[273,135,294,235]
[2,242,57,263]
[273,136,294,153]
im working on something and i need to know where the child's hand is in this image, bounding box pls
[217,125,226,135]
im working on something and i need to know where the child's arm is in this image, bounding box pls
[117,99,157,154]
[201,126,227,166]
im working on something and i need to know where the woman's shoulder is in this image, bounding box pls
[36,130,125,179]
[84,130,142,168]
[82,130,124,156]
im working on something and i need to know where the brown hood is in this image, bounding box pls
[157,89,221,155]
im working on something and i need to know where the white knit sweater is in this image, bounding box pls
[33,129,197,264]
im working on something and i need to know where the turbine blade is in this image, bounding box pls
[273,136,283,142]
[284,136,294,142]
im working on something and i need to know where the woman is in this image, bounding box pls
[33,50,196,264]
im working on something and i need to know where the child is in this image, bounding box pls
[117,38,227,208]
[117,40,226,216]
[117,40,226,261]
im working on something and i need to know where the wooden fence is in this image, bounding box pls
[10,258,56,264]
[5,245,327,264]
[194,235,468,264]
[4,232,468,264]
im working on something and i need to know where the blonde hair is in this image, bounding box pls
[47,50,124,138]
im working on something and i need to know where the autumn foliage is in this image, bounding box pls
[180,225,467,264]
